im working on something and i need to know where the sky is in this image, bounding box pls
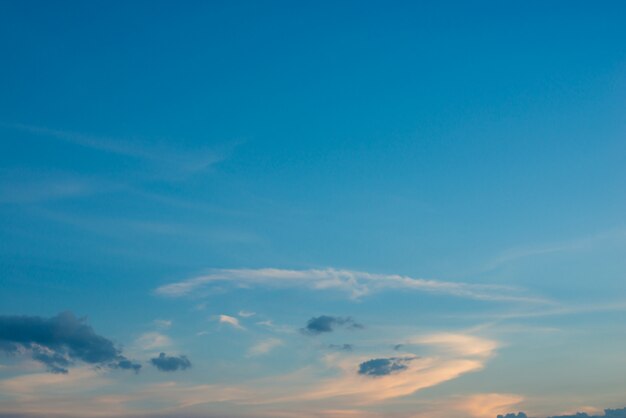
[1,1,626,417]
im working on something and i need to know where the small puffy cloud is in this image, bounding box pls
[498,414,528,418]
[150,352,191,372]
[238,310,256,318]
[218,315,245,330]
[302,315,363,335]
[358,356,416,377]
[0,311,139,374]
[247,338,283,357]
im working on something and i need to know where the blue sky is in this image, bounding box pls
[1,1,626,417]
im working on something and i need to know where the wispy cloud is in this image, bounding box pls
[0,168,105,204]
[134,332,172,351]
[446,393,525,418]
[217,314,245,330]
[0,332,501,417]
[247,338,283,357]
[256,320,294,334]
[483,227,626,271]
[155,268,547,303]
[153,319,173,329]
[260,332,499,405]
[4,122,225,175]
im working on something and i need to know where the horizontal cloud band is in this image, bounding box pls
[155,267,546,302]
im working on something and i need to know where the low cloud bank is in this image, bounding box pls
[498,408,626,418]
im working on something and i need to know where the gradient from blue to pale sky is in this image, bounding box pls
[1,1,625,417]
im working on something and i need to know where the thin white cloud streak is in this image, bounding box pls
[256,320,295,334]
[451,299,626,322]
[247,338,283,357]
[5,122,223,174]
[0,177,92,204]
[134,332,172,350]
[153,319,173,329]
[155,268,548,303]
[483,226,626,271]
[29,208,261,245]
[218,314,245,330]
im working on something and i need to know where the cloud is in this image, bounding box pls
[413,393,525,418]
[134,332,172,350]
[328,344,354,351]
[238,311,256,318]
[263,332,499,405]
[408,333,499,358]
[153,320,172,329]
[357,357,416,377]
[500,408,626,418]
[155,268,546,302]
[498,409,626,418]
[114,358,142,373]
[302,316,363,335]
[247,338,283,357]
[0,312,140,374]
[457,394,525,418]
[218,315,245,330]
[150,353,191,372]
[0,175,93,204]
[0,332,503,417]
[256,320,294,334]
[4,123,223,175]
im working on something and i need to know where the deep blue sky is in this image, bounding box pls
[1,2,625,417]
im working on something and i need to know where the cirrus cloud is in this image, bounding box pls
[155,268,547,303]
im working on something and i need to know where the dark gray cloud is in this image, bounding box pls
[328,343,353,351]
[547,409,626,418]
[357,356,416,377]
[301,315,363,335]
[114,358,142,373]
[0,311,140,374]
[498,409,626,418]
[150,352,191,372]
